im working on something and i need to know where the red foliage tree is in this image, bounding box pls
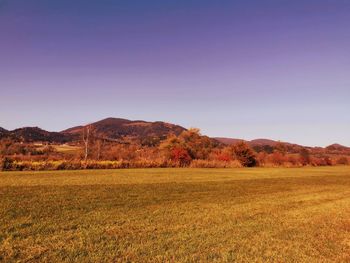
[232,141,257,167]
[171,147,192,167]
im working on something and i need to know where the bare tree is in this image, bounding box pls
[96,139,104,160]
[82,125,91,163]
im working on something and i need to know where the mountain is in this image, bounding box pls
[326,144,350,151]
[214,137,246,145]
[62,117,186,140]
[0,118,186,143]
[214,137,313,154]
[249,139,279,147]
[322,144,350,156]
[0,118,187,143]
[0,127,9,137]
[215,137,279,147]
[10,127,73,143]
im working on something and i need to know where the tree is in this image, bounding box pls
[0,138,13,156]
[95,139,105,161]
[299,148,311,166]
[177,128,215,160]
[171,147,192,167]
[159,134,182,152]
[159,128,216,163]
[256,152,267,166]
[1,157,14,171]
[269,152,285,166]
[232,141,257,167]
[215,147,233,162]
[82,125,93,163]
[275,141,287,155]
[336,157,349,165]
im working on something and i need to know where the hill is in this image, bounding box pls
[0,118,187,143]
[326,144,350,151]
[62,117,186,141]
[249,139,280,147]
[214,137,246,145]
[10,127,73,143]
[0,127,9,137]
[215,137,280,147]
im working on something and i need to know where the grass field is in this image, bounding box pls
[1,167,350,262]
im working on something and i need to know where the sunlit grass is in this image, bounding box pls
[1,167,350,262]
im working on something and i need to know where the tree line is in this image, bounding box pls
[1,127,349,171]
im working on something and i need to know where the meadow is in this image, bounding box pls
[1,167,350,262]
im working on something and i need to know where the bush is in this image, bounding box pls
[171,147,192,167]
[269,152,286,166]
[232,142,257,167]
[299,148,311,166]
[1,157,14,171]
[336,157,349,165]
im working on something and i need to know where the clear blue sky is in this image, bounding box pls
[1,0,349,146]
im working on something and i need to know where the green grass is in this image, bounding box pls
[1,167,350,262]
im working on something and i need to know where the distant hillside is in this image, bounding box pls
[62,118,186,141]
[326,144,350,151]
[215,137,312,154]
[0,118,187,143]
[10,127,73,143]
[0,127,9,137]
[215,137,280,147]
[214,137,246,145]
[249,139,280,147]
[325,144,350,155]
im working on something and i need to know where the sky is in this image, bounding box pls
[0,0,349,147]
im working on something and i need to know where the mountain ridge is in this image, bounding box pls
[61,117,186,141]
[214,137,349,149]
[215,137,287,147]
[0,119,348,149]
[0,118,187,143]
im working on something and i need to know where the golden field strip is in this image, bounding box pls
[1,167,350,262]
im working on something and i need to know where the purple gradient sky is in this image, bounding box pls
[1,0,349,146]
